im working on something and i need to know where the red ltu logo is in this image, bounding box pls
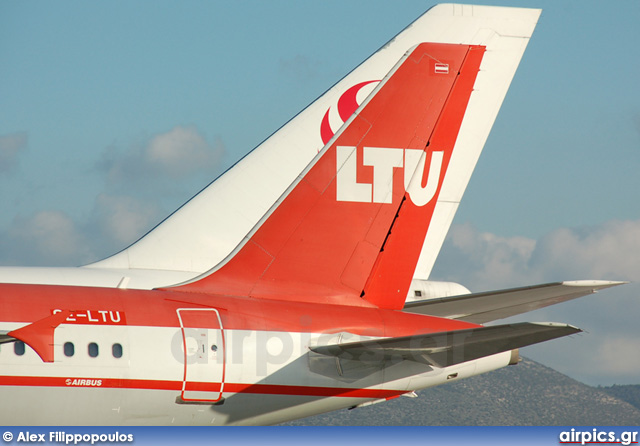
[320,80,379,146]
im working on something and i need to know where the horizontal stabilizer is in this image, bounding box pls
[310,322,580,368]
[0,331,14,344]
[403,281,626,324]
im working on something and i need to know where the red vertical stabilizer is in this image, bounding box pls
[170,43,485,309]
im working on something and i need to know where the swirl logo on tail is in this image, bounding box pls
[320,80,379,147]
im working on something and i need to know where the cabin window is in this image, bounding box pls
[414,290,422,297]
[88,342,99,358]
[112,343,123,358]
[14,341,25,356]
[64,342,75,357]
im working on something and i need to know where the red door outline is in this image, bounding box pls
[177,308,226,402]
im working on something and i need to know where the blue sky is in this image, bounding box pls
[1,1,639,386]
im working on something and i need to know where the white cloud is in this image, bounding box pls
[1,210,92,266]
[0,132,27,173]
[432,219,640,385]
[145,126,224,179]
[0,195,164,267]
[98,126,225,187]
[432,222,538,290]
[433,219,640,291]
[90,193,162,247]
[531,220,640,282]
[1,127,225,268]
[592,336,640,378]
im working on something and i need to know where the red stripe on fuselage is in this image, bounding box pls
[0,375,404,399]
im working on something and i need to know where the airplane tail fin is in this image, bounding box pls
[89,5,541,295]
[169,6,542,310]
[170,41,484,309]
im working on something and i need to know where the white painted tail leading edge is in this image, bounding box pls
[0,4,541,290]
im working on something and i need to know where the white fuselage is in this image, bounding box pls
[0,289,512,425]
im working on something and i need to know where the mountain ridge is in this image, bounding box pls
[280,358,640,425]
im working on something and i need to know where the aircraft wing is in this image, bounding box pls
[403,280,626,324]
[310,322,580,368]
